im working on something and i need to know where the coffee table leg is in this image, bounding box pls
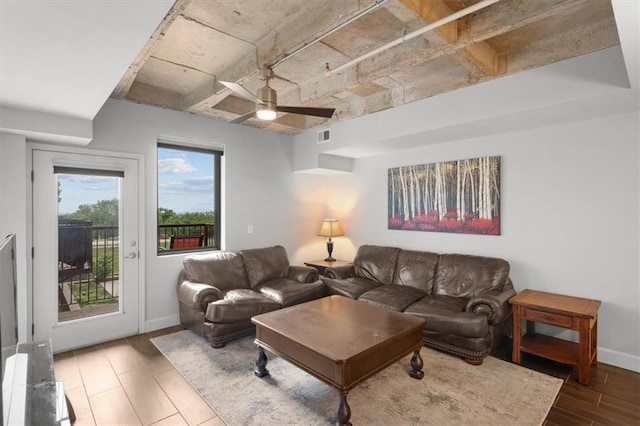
[337,390,352,426]
[409,349,424,379]
[255,346,269,378]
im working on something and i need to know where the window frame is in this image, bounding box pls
[156,142,222,255]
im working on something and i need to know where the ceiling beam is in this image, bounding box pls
[298,0,602,103]
[112,0,192,98]
[401,0,507,77]
[272,113,308,130]
[211,95,255,115]
[182,78,227,111]
[401,0,459,42]
[128,81,183,110]
[468,0,592,41]
[459,30,507,77]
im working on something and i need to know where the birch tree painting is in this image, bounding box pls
[388,156,500,235]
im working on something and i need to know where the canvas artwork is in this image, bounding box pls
[388,156,500,235]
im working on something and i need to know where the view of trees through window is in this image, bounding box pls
[157,143,221,253]
[60,197,119,226]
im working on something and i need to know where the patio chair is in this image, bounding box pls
[170,234,204,250]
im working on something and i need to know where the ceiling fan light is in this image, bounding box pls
[256,107,277,121]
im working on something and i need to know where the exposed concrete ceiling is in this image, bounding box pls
[111,0,620,135]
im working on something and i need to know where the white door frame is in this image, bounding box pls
[27,143,146,351]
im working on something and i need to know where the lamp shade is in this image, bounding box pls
[318,219,344,237]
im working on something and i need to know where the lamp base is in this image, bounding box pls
[324,240,335,263]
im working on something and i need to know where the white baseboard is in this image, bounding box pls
[598,347,640,373]
[145,314,180,333]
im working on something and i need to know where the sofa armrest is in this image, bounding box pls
[324,265,355,279]
[177,280,224,312]
[287,265,319,283]
[465,286,517,325]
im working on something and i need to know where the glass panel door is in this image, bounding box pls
[32,150,140,352]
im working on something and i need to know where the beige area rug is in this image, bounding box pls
[151,330,562,426]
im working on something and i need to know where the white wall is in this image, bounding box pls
[291,112,640,371]
[0,132,29,341]
[68,98,296,331]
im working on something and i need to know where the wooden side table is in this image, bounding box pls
[304,259,351,276]
[509,289,601,385]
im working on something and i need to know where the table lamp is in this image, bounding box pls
[318,219,344,262]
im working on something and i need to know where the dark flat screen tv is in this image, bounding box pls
[0,233,18,424]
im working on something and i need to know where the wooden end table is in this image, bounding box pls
[304,259,351,275]
[509,289,601,385]
[251,295,425,425]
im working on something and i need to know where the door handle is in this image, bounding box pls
[124,252,137,259]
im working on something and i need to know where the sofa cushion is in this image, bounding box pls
[257,278,325,307]
[404,295,489,338]
[240,245,290,288]
[392,249,439,293]
[183,251,249,291]
[357,285,427,312]
[322,277,382,299]
[205,289,280,323]
[353,245,400,284]
[433,254,510,298]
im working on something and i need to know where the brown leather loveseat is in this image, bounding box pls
[177,245,325,348]
[323,245,516,364]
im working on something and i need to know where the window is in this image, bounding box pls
[157,143,221,254]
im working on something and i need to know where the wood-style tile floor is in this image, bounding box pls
[493,338,640,426]
[54,326,225,426]
[55,328,639,426]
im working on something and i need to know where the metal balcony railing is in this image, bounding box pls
[57,223,214,321]
[58,223,119,321]
[158,223,215,250]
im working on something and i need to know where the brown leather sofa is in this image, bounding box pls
[323,245,516,364]
[177,245,325,348]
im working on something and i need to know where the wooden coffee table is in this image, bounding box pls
[251,295,426,426]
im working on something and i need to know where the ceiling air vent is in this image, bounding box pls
[317,129,331,143]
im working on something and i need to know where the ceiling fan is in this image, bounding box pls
[219,67,335,124]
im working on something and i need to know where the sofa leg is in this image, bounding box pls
[464,357,483,366]
[210,341,227,349]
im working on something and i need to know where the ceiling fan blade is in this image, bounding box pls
[219,81,260,103]
[229,111,256,124]
[276,106,335,119]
